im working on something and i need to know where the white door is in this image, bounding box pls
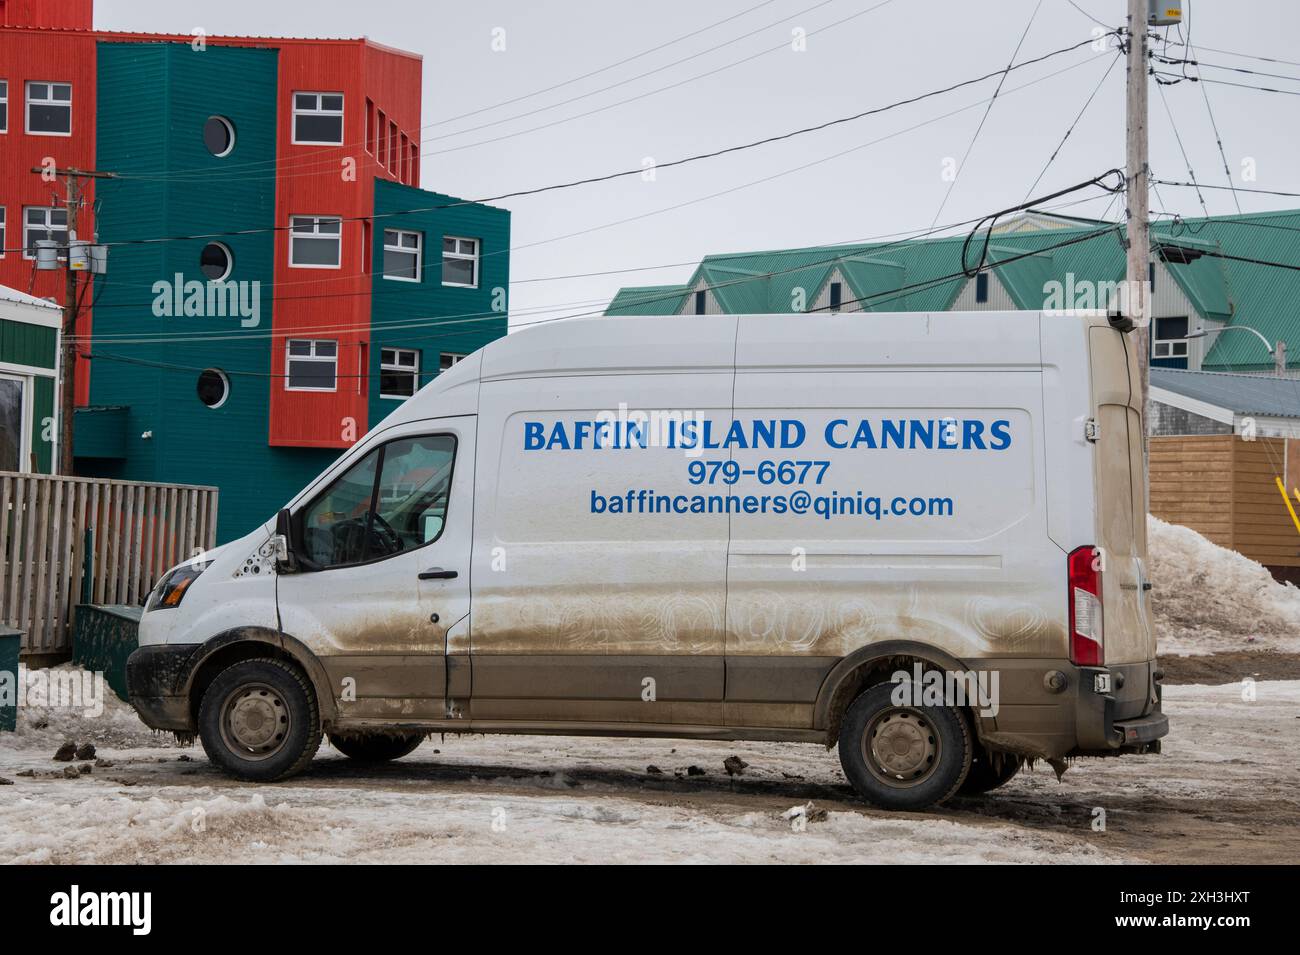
[0,374,27,472]
[276,416,475,721]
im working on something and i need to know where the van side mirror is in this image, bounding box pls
[274,508,298,574]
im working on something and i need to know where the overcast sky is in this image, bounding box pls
[97,0,1300,324]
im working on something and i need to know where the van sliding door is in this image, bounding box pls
[467,319,737,727]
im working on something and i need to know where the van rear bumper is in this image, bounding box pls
[964,658,1167,762]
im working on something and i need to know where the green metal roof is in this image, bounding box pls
[605,209,1300,371]
[606,284,691,315]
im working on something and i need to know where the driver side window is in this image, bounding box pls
[299,433,457,569]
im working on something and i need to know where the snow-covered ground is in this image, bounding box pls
[1150,516,1300,656]
[2,518,1295,864]
[2,675,1296,864]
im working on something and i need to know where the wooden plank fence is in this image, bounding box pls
[0,472,218,655]
[1150,434,1300,570]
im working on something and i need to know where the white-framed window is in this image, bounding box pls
[285,339,338,391]
[23,206,67,260]
[382,229,422,281]
[0,207,6,259]
[0,80,8,133]
[380,347,420,399]
[289,215,342,269]
[442,236,479,287]
[1152,316,1190,359]
[292,91,344,145]
[26,81,71,136]
[439,352,466,373]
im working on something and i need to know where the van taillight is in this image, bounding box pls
[1067,545,1103,666]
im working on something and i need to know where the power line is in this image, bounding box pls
[69,189,1120,346]
[96,0,790,182]
[1155,72,1300,96]
[3,32,1115,257]
[1022,48,1121,202]
[1152,179,1300,198]
[1182,45,1243,213]
[1166,40,1300,70]
[117,0,893,185]
[929,0,1044,229]
[67,52,1121,330]
[80,177,1126,363]
[1155,79,1209,218]
[57,46,1118,303]
[1064,0,1113,30]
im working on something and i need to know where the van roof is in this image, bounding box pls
[377,311,1110,433]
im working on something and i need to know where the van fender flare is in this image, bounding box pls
[813,640,988,743]
[181,627,338,725]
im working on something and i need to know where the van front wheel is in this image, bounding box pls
[837,682,971,811]
[198,658,322,782]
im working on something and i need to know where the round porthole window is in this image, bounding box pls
[204,116,236,157]
[200,242,233,281]
[197,369,230,409]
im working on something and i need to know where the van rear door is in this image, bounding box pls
[1087,324,1156,665]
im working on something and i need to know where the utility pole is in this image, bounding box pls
[30,166,116,475]
[1125,0,1151,470]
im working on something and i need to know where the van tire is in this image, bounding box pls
[837,682,971,811]
[958,752,1024,795]
[197,658,322,782]
[329,733,424,763]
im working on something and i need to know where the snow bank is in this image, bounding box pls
[2,665,173,752]
[1149,516,1300,655]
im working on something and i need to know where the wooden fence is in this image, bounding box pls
[0,472,218,655]
[1150,434,1300,572]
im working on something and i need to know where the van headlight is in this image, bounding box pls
[146,559,212,612]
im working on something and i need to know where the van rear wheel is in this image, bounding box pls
[329,733,424,762]
[198,658,322,782]
[837,682,971,811]
[959,752,1024,795]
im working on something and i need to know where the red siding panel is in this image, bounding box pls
[2,0,93,29]
[0,28,98,404]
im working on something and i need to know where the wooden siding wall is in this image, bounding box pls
[0,472,218,654]
[1150,435,1300,568]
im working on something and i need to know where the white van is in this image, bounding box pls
[127,311,1166,811]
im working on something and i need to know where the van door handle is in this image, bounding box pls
[419,568,458,580]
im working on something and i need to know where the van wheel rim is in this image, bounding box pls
[220,683,290,761]
[863,708,939,788]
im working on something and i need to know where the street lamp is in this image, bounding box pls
[1186,324,1287,375]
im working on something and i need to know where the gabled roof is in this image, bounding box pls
[605,209,1300,371]
[1152,368,1300,419]
[606,284,690,316]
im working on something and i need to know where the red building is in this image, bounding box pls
[0,0,510,537]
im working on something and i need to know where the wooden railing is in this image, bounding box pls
[0,472,218,655]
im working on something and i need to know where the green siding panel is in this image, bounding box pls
[368,179,510,428]
[89,42,337,540]
[32,375,54,473]
[0,319,57,369]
